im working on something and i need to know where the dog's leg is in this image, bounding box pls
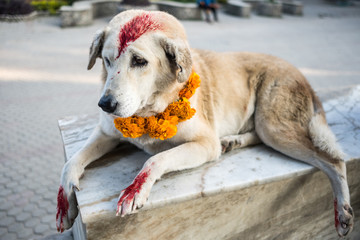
[255,96,354,237]
[116,137,220,217]
[220,131,261,153]
[56,125,119,232]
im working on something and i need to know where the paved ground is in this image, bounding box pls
[0,0,359,239]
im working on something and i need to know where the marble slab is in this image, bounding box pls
[58,86,360,240]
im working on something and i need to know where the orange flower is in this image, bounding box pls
[114,116,146,138]
[166,98,196,122]
[114,71,201,140]
[179,72,201,99]
[148,118,177,140]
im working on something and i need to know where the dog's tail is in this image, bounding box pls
[308,94,345,162]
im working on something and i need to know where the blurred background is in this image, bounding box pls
[0,0,359,239]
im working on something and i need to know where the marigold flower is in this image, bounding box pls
[114,116,146,138]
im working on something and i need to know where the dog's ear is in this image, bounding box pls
[159,37,192,83]
[87,29,106,70]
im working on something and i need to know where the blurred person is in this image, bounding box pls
[197,0,219,23]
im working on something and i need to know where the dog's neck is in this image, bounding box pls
[114,71,201,140]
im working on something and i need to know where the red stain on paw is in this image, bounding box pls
[116,13,161,59]
[117,169,150,214]
[56,185,69,232]
[334,198,339,228]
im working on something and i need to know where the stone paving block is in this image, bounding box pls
[24,218,40,228]
[8,222,23,233]
[0,201,13,211]
[0,216,15,227]
[34,223,51,235]
[41,215,53,224]
[0,227,7,236]
[15,212,31,222]
[17,227,34,239]
[23,203,38,213]
[0,189,12,198]
[1,232,17,240]
[31,209,47,218]
[7,207,22,216]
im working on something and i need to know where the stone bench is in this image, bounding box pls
[59,86,360,239]
[225,0,251,18]
[244,0,303,17]
[60,0,122,27]
[156,1,202,20]
[257,1,282,18]
[282,0,303,16]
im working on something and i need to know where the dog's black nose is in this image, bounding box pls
[98,95,118,113]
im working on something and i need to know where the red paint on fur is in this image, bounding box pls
[56,186,69,232]
[116,13,161,59]
[117,169,150,213]
[334,198,339,228]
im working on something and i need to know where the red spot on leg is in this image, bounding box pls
[56,186,69,232]
[334,198,339,228]
[117,169,150,215]
[116,13,161,59]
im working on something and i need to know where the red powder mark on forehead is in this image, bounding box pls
[116,13,161,59]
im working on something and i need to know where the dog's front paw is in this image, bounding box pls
[334,199,354,237]
[56,184,78,232]
[116,169,152,217]
[56,163,81,232]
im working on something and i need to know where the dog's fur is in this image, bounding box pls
[57,10,354,236]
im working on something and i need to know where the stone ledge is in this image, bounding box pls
[225,0,251,18]
[282,0,303,16]
[58,86,360,239]
[257,1,282,18]
[0,11,37,22]
[60,0,122,27]
[156,1,202,20]
[244,0,304,17]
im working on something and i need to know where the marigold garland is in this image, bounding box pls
[114,71,201,140]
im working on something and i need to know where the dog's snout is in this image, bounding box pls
[98,95,118,113]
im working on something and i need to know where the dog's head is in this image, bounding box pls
[87,10,192,118]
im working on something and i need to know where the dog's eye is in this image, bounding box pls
[104,57,111,67]
[131,56,147,67]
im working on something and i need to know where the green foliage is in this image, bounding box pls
[31,0,68,14]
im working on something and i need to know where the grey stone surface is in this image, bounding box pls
[157,1,202,20]
[0,0,359,239]
[225,0,251,18]
[257,1,282,17]
[60,6,93,27]
[282,0,303,15]
[60,0,123,27]
[243,0,261,10]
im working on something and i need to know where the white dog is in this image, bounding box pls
[56,10,353,237]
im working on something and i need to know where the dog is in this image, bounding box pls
[56,10,354,237]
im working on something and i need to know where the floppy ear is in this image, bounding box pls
[87,29,106,70]
[159,37,193,83]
